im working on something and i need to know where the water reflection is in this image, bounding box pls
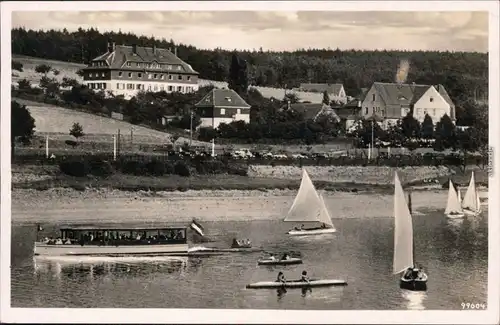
[33,255,191,280]
[401,290,427,310]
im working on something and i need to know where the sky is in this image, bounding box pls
[11,11,489,52]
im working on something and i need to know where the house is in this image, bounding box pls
[360,82,456,129]
[283,103,341,122]
[335,98,362,131]
[195,88,251,129]
[297,83,347,98]
[82,42,199,99]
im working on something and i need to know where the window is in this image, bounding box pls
[148,74,152,79]
[118,72,122,78]
[237,109,241,114]
[168,86,173,92]
[372,94,375,101]
[128,72,132,78]
[177,86,183,92]
[365,107,368,115]
[430,97,434,102]
[102,83,106,89]
[127,62,131,67]
[168,75,173,80]
[136,63,140,67]
[177,66,182,71]
[127,84,134,90]
[187,76,191,81]
[138,73,142,78]
[220,108,226,115]
[167,65,172,70]
[186,86,192,93]
[160,85,165,91]
[136,84,142,90]
[101,72,105,77]
[177,75,182,80]
[89,73,93,78]
[154,74,158,79]
[148,85,152,91]
[160,74,165,80]
[372,107,375,114]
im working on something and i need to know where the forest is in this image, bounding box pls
[11,27,488,102]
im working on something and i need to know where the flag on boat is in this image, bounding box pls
[37,224,43,231]
[190,219,205,237]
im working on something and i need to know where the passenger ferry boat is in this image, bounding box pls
[34,225,189,256]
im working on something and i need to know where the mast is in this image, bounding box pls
[408,191,415,268]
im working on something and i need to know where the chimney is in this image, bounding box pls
[107,40,116,52]
[132,44,137,54]
[174,47,178,57]
[152,44,156,54]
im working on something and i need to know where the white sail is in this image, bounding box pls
[462,171,479,212]
[393,172,414,275]
[284,168,335,228]
[457,188,462,203]
[476,190,482,213]
[445,180,463,214]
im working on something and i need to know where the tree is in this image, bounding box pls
[322,91,330,105]
[39,76,60,98]
[283,92,299,104]
[69,122,84,139]
[35,64,52,75]
[76,69,85,78]
[400,113,421,140]
[11,101,36,158]
[434,114,456,150]
[228,53,248,96]
[12,60,23,72]
[420,114,434,139]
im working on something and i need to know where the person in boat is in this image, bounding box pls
[403,268,413,280]
[276,271,286,284]
[321,223,326,228]
[281,253,291,261]
[232,238,240,247]
[300,270,310,284]
[300,224,305,230]
[268,253,277,261]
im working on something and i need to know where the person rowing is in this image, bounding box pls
[300,270,310,284]
[281,253,291,261]
[268,253,277,261]
[276,271,286,284]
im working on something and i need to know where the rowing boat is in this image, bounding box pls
[257,258,303,265]
[246,279,347,289]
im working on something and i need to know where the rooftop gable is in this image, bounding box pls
[195,89,251,108]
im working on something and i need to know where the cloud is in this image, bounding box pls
[11,11,489,52]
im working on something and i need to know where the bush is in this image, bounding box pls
[145,159,166,176]
[227,163,248,176]
[194,160,225,174]
[65,139,78,147]
[120,160,146,175]
[174,161,191,177]
[88,158,114,177]
[59,159,90,177]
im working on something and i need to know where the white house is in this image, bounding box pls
[195,88,251,129]
[360,82,455,129]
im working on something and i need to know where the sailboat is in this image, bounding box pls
[284,168,336,236]
[444,179,464,219]
[393,172,428,291]
[461,171,482,216]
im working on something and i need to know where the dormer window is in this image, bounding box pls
[127,62,131,67]
[225,97,232,102]
[177,66,182,71]
[168,75,173,80]
[177,75,182,80]
[118,72,122,78]
[136,63,140,67]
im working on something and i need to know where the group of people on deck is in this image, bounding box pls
[276,270,310,284]
[268,253,291,261]
[232,238,252,247]
[293,223,328,231]
[403,266,426,280]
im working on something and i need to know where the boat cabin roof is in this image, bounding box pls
[59,225,187,231]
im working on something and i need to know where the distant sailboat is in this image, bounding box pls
[462,171,482,216]
[284,168,336,236]
[445,179,464,219]
[393,172,428,291]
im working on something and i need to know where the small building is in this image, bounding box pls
[360,82,456,129]
[297,83,347,98]
[284,102,341,122]
[82,42,199,99]
[335,98,362,131]
[195,88,251,129]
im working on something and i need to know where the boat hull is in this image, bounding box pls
[257,258,303,265]
[34,242,189,256]
[445,213,465,219]
[463,209,481,217]
[287,228,336,236]
[246,279,347,289]
[399,274,428,291]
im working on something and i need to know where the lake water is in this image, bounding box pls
[10,210,488,309]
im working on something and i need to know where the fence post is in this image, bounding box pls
[113,135,117,161]
[45,135,49,159]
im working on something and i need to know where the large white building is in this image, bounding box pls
[82,42,199,99]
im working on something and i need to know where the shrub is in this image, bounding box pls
[65,139,78,147]
[145,159,166,176]
[120,160,146,175]
[174,161,191,177]
[59,159,90,177]
[227,163,248,176]
[88,158,114,177]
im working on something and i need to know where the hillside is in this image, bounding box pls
[12,27,488,102]
[12,98,210,148]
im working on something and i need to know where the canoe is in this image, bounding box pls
[257,258,303,265]
[246,279,347,289]
[287,228,337,236]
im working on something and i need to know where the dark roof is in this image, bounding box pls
[88,45,198,74]
[299,83,344,96]
[284,103,340,121]
[335,107,361,120]
[195,88,251,108]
